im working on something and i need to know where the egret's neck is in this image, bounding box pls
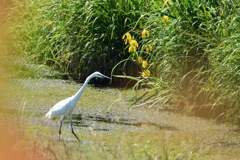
[73,76,92,102]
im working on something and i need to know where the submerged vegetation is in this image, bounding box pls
[5,0,240,131]
[2,77,240,160]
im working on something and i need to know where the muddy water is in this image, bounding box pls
[4,77,240,158]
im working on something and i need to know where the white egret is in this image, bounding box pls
[45,71,111,141]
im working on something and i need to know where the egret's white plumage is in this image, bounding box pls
[45,71,111,141]
[45,97,74,118]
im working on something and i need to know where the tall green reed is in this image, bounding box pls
[68,0,152,78]
[7,0,153,79]
[124,0,240,123]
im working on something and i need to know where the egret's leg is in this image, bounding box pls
[59,115,64,141]
[70,114,80,141]
[59,121,62,141]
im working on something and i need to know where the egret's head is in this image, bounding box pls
[92,71,111,79]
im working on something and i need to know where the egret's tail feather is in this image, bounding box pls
[45,109,53,119]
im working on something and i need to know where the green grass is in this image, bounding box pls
[18,127,196,160]
[6,0,152,78]
[10,114,240,160]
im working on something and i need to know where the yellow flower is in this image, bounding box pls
[138,56,143,63]
[142,60,148,68]
[142,70,151,77]
[141,30,150,38]
[161,16,169,23]
[163,0,171,5]
[122,32,132,45]
[128,45,137,53]
[129,40,139,47]
[146,44,152,52]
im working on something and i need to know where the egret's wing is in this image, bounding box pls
[45,97,72,118]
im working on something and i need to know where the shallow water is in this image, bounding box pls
[2,76,240,159]
[10,78,168,141]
